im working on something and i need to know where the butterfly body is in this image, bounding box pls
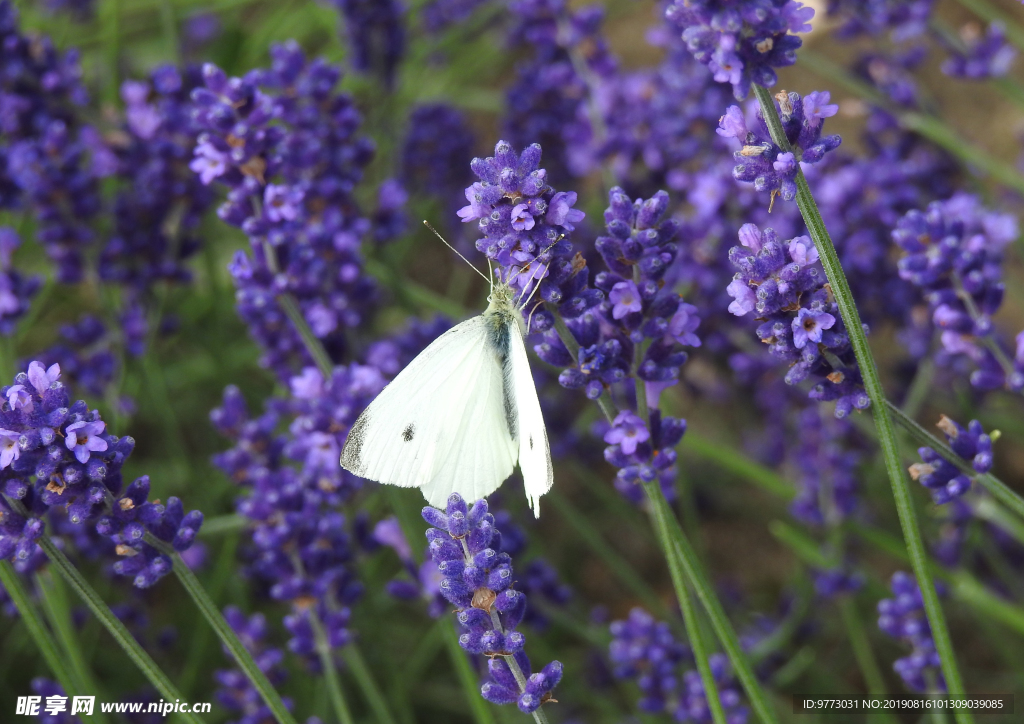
[340,279,553,516]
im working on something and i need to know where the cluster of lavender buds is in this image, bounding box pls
[609,608,749,723]
[210,363,385,658]
[788,407,860,525]
[329,0,406,88]
[214,607,295,721]
[543,187,699,398]
[877,572,946,693]
[726,224,869,417]
[0,362,202,586]
[0,229,40,334]
[717,90,842,203]
[43,0,95,22]
[891,194,1022,392]
[421,0,489,33]
[596,36,735,194]
[34,315,119,401]
[423,494,562,714]
[503,0,614,180]
[664,0,814,99]
[101,66,214,299]
[399,104,475,231]
[0,1,106,282]
[458,140,588,306]
[825,0,932,40]
[374,516,447,618]
[909,416,993,505]
[189,43,378,379]
[813,119,957,356]
[941,22,1016,79]
[602,410,687,504]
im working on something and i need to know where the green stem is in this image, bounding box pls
[647,486,779,724]
[644,480,728,724]
[259,238,334,378]
[34,570,113,723]
[441,621,497,724]
[887,401,1024,522]
[150,536,298,724]
[753,83,973,723]
[0,562,81,705]
[33,538,204,724]
[179,531,240,696]
[341,644,398,724]
[196,513,248,538]
[309,611,356,724]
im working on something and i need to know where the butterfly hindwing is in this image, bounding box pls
[340,316,518,507]
[509,317,554,517]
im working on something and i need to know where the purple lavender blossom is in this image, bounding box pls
[553,187,697,404]
[0,228,41,335]
[909,416,993,505]
[0,361,201,585]
[503,1,615,180]
[877,572,946,693]
[595,33,735,194]
[602,409,686,505]
[215,607,296,721]
[330,0,406,88]
[423,494,562,713]
[460,140,592,321]
[211,363,385,657]
[42,0,95,21]
[0,1,106,282]
[789,407,861,525]
[892,194,1021,392]
[603,410,649,455]
[421,0,489,33]
[610,608,749,722]
[942,22,1016,79]
[727,224,869,417]
[400,104,475,236]
[665,0,814,99]
[190,44,377,380]
[826,0,932,41]
[717,90,841,202]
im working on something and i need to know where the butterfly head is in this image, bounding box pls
[486,278,517,312]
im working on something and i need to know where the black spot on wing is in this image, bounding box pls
[402,424,415,442]
[340,412,369,475]
[529,434,533,450]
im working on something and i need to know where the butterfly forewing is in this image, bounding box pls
[340,316,518,506]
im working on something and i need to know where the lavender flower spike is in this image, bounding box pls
[0,361,202,585]
[665,0,814,99]
[423,494,562,714]
[717,89,841,203]
[727,224,868,417]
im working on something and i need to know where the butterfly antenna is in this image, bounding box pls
[514,233,565,306]
[525,298,544,334]
[423,221,491,284]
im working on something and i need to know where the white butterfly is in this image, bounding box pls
[340,240,554,517]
